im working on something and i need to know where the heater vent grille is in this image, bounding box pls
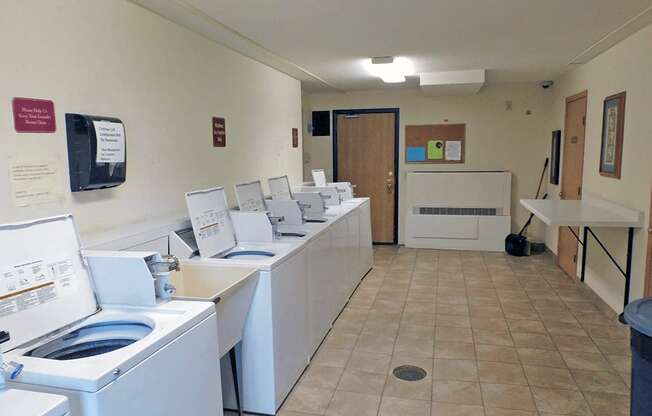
[416,207,498,216]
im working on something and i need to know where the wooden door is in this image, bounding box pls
[558,91,587,278]
[337,113,396,243]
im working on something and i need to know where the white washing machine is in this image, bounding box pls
[0,215,223,416]
[170,187,309,415]
[0,389,70,416]
[268,175,329,223]
[233,180,311,240]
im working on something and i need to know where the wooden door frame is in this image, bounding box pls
[332,108,400,245]
[560,90,588,200]
[645,186,652,296]
[558,90,588,275]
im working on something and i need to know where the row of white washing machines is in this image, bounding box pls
[0,172,373,416]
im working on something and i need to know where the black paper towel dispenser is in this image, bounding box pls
[66,113,127,192]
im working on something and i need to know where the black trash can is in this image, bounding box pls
[624,298,652,416]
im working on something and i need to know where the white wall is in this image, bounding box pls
[0,1,302,243]
[545,23,652,312]
[304,85,552,243]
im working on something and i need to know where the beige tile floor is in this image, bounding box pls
[238,246,633,416]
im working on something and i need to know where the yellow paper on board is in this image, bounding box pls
[427,140,444,159]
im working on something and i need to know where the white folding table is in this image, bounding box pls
[520,193,644,309]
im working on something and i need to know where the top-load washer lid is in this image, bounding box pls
[268,175,293,201]
[234,180,267,212]
[0,215,98,353]
[1,389,70,416]
[312,169,327,187]
[185,187,238,259]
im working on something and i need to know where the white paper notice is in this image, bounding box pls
[445,140,462,161]
[9,158,63,207]
[93,121,125,163]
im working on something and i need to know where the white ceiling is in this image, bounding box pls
[136,0,652,92]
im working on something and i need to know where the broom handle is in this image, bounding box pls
[518,193,548,236]
[534,158,549,200]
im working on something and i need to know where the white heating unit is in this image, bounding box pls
[405,171,511,251]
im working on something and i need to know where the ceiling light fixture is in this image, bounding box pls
[365,56,413,83]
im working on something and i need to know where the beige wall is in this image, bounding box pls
[304,85,553,243]
[0,1,302,241]
[545,23,652,312]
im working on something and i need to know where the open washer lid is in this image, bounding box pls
[312,169,327,187]
[268,175,293,201]
[185,187,238,259]
[0,215,98,353]
[234,180,267,212]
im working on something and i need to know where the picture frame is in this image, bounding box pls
[599,91,626,178]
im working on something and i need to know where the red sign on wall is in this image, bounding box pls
[213,117,226,147]
[12,97,56,133]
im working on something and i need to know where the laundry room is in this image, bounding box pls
[2,1,652,416]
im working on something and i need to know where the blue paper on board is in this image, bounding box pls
[406,146,426,162]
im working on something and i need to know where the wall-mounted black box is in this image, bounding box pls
[550,130,561,185]
[311,111,330,136]
[66,113,127,192]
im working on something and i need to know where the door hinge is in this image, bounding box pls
[578,185,582,197]
[572,254,577,263]
[582,115,586,126]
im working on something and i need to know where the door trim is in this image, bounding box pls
[566,90,588,104]
[332,108,400,245]
[645,186,652,296]
[558,90,588,277]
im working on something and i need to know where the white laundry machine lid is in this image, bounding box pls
[185,187,237,259]
[268,175,293,200]
[0,215,98,352]
[312,169,327,187]
[1,389,70,416]
[234,180,267,212]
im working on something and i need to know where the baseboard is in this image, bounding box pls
[545,245,619,320]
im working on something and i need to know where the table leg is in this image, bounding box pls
[229,347,243,416]
[581,226,589,282]
[624,227,634,307]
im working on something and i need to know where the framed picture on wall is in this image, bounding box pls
[599,91,626,178]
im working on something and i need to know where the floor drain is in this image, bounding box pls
[392,365,427,381]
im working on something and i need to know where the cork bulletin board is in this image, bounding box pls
[405,123,466,164]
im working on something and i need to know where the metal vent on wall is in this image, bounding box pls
[415,207,499,216]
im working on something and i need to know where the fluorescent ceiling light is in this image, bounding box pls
[365,57,413,83]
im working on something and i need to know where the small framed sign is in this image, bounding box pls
[12,97,56,133]
[292,127,299,148]
[213,117,226,147]
[599,92,626,179]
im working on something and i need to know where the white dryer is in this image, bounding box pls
[170,187,309,415]
[0,215,222,416]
